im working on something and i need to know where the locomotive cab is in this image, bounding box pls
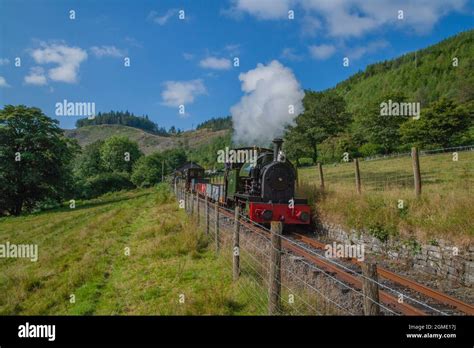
[229,138,311,225]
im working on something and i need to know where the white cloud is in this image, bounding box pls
[230,60,304,145]
[227,0,293,20]
[90,45,125,58]
[280,48,303,61]
[0,76,10,87]
[183,53,194,61]
[30,42,87,84]
[308,44,336,60]
[300,0,378,38]
[148,9,178,25]
[224,44,241,56]
[346,40,390,60]
[301,15,322,37]
[24,66,47,86]
[199,57,232,70]
[227,0,467,38]
[161,79,207,107]
[124,36,143,48]
[0,58,9,66]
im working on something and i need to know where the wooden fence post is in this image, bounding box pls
[205,197,209,235]
[317,162,325,190]
[361,263,380,315]
[188,191,191,214]
[233,206,240,281]
[190,192,194,215]
[269,221,283,315]
[196,195,200,224]
[196,194,199,215]
[411,147,422,198]
[354,158,361,194]
[184,190,188,213]
[215,202,220,253]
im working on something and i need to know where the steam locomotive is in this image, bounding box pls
[175,138,311,225]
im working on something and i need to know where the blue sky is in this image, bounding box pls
[0,0,473,131]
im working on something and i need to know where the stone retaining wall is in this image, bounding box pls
[318,223,473,287]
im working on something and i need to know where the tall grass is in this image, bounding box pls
[297,151,474,244]
[0,185,265,315]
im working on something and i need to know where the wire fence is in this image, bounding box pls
[173,184,450,316]
[298,145,473,194]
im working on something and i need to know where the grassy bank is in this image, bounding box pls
[298,151,474,244]
[0,185,264,315]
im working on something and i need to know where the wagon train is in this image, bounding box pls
[175,138,311,226]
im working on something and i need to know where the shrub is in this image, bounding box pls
[100,136,143,174]
[82,172,135,198]
[367,223,391,243]
[131,154,162,188]
[358,143,383,158]
[298,157,314,167]
[131,149,187,188]
[318,133,359,163]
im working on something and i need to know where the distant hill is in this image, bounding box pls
[197,116,232,131]
[333,29,474,114]
[64,124,229,155]
[76,110,173,136]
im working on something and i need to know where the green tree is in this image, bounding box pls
[131,148,187,187]
[352,92,408,154]
[0,105,79,215]
[400,99,473,148]
[283,126,312,166]
[100,136,142,174]
[83,172,134,198]
[75,140,105,178]
[131,153,163,187]
[162,148,187,171]
[76,110,169,136]
[196,116,232,131]
[318,133,359,163]
[285,91,351,162]
[187,134,231,169]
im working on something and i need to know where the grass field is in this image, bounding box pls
[0,185,265,315]
[297,150,474,244]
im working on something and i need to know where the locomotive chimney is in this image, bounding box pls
[273,138,283,161]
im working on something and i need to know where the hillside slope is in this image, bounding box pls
[0,187,262,315]
[65,124,229,154]
[333,29,473,114]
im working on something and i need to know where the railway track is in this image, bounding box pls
[290,232,474,316]
[216,206,423,315]
[190,193,474,316]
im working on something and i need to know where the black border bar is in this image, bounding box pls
[0,315,472,346]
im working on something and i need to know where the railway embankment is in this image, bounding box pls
[318,222,473,288]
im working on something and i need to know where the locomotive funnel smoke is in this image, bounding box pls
[230,60,304,146]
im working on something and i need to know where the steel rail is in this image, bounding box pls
[217,207,425,315]
[291,232,474,315]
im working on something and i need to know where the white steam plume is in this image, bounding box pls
[230,60,304,146]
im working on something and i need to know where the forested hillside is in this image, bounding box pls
[196,116,232,131]
[65,125,228,155]
[334,29,473,114]
[76,111,174,136]
[284,30,474,165]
